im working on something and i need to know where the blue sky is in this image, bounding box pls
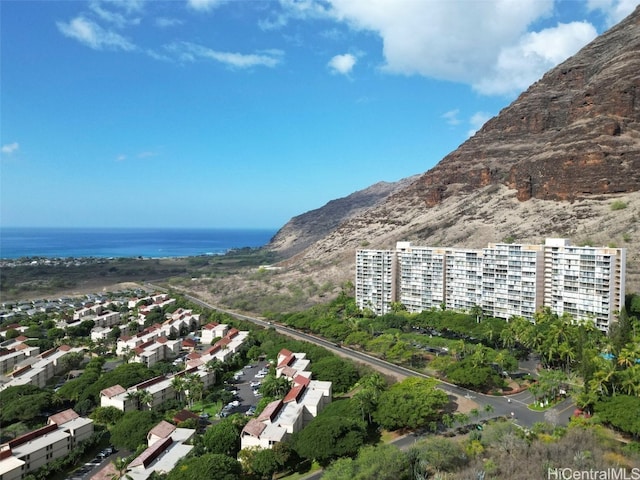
[1,0,637,229]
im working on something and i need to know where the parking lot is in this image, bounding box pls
[218,360,269,417]
[68,446,120,480]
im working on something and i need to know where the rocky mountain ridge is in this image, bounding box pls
[189,6,640,309]
[264,6,640,294]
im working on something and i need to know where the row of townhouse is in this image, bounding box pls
[240,349,332,451]
[123,421,194,480]
[90,420,195,480]
[356,238,626,332]
[0,345,85,391]
[132,294,177,313]
[0,409,93,480]
[100,365,216,412]
[186,324,249,367]
[101,323,250,411]
[0,338,40,375]
[116,308,201,353]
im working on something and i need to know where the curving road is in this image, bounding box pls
[151,286,576,431]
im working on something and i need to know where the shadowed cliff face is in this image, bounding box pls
[253,7,640,300]
[404,6,640,206]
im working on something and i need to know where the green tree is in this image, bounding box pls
[409,437,469,474]
[166,453,241,480]
[293,413,367,467]
[239,447,282,479]
[202,418,241,457]
[595,395,640,438]
[110,410,160,451]
[260,375,291,398]
[91,406,124,426]
[311,356,360,394]
[374,378,448,431]
[324,444,411,480]
[0,385,53,424]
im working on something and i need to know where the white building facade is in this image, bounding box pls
[355,249,396,315]
[356,239,626,331]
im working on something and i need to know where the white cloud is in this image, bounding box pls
[260,0,332,29]
[167,42,283,68]
[323,0,555,82]
[57,16,136,51]
[89,1,141,28]
[187,0,228,12]
[468,112,492,137]
[328,53,357,75]
[116,154,127,161]
[274,0,606,97]
[155,17,184,28]
[587,0,639,26]
[441,109,461,126]
[1,142,19,155]
[473,21,598,96]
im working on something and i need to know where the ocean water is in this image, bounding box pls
[0,227,277,259]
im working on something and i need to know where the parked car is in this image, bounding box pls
[254,373,266,379]
[245,406,257,416]
[249,381,261,388]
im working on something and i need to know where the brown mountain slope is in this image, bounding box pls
[267,6,640,292]
[185,7,640,310]
[268,175,420,259]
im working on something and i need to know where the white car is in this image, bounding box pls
[250,381,261,388]
[254,373,266,379]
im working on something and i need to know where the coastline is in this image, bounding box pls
[0,226,277,260]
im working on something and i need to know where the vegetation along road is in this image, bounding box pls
[152,285,576,431]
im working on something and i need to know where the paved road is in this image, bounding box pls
[147,287,578,480]
[159,288,576,431]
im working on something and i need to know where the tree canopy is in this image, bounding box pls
[293,411,367,467]
[109,410,161,451]
[323,444,411,480]
[373,377,448,430]
[201,418,241,457]
[167,453,241,480]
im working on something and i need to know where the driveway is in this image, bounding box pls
[223,360,269,416]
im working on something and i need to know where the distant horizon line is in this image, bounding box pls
[1,226,280,231]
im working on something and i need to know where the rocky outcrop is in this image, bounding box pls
[267,175,420,258]
[191,7,640,309]
[267,6,640,293]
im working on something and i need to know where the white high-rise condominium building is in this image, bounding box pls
[445,249,484,312]
[355,249,396,315]
[482,243,545,322]
[396,242,446,312]
[543,238,626,332]
[355,239,626,331]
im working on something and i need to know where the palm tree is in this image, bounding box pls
[499,324,517,350]
[470,304,483,324]
[617,339,640,368]
[483,403,494,419]
[138,389,153,410]
[261,375,291,398]
[125,390,142,411]
[171,375,186,403]
[557,341,577,372]
[184,373,204,407]
[205,359,225,385]
[110,457,132,480]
